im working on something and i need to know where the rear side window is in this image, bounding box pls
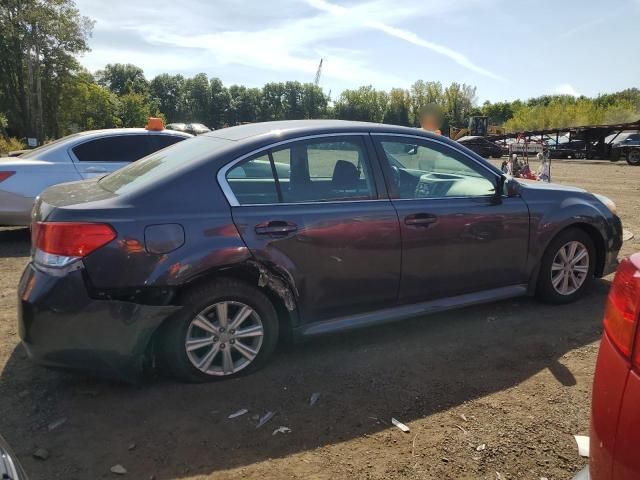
[99,135,232,195]
[72,135,153,163]
[152,135,187,150]
[225,136,375,205]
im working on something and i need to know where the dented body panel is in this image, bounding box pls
[18,120,623,380]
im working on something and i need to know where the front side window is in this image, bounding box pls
[72,135,153,163]
[225,136,375,205]
[377,138,496,199]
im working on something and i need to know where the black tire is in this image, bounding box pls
[158,278,279,382]
[536,228,596,304]
[627,148,640,166]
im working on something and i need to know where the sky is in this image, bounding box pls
[75,0,640,103]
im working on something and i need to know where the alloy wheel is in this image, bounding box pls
[185,301,264,376]
[550,241,590,296]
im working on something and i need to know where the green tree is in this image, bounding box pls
[227,85,261,125]
[444,83,477,127]
[150,73,184,123]
[118,92,150,127]
[334,85,388,122]
[301,83,328,119]
[58,71,120,133]
[96,63,149,96]
[383,88,411,126]
[209,77,230,128]
[0,0,93,140]
[180,73,211,123]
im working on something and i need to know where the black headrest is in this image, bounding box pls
[332,160,359,189]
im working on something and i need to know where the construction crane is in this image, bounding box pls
[314,58,323,86]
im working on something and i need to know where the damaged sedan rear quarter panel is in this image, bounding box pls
[18,120,622,382]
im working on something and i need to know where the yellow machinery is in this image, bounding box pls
[450,116,505,140]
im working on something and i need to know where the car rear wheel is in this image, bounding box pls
[159,279,279,382]
[536,228,595,304]
[627,148,640,166]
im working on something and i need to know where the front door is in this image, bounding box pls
[70,134,154,178]
[224,134,402,323]
[373,135,530,304]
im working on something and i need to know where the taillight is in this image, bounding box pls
[33,222,116,260]
[603,256,640,369]
[0,171,15,182]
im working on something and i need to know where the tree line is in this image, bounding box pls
[1,0,639,149]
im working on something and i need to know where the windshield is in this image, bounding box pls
[20,133,84,159]
[99,135,231,195]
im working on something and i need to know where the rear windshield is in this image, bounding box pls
[99,136,231,195]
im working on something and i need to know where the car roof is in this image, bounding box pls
[204,120,434,141]
[73,128,193,139]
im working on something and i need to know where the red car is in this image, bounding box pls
[575,253,640,479]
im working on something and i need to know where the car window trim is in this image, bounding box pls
[218,132,379,207]
[370,133,503,200]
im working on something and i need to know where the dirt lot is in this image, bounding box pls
[0,159,638,480]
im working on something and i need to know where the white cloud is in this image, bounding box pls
[552,83,580,97]
[77,0,504,90]
[307,0,504,81]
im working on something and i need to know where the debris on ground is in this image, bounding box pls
[476,443,486,451]
[18,390,29,398]
[459,413,468,422]
[496,472,503,480]
[47,417,67,432]
[391,417,410,433]
[309,392,320,407]
[228,408,248,419]
[128,443,136,451]
[574,435,590,457]
[454,424,468,434]
[272,426,292,436]
[256,411,275,429]
[110,464,127,475]
[32,448,49,460]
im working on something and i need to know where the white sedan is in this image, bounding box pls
[0,128,191,226]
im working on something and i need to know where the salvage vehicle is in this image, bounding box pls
[609,133,640,166]
[18,120,622,382]
[457,135,503,158]
[572,253,640,480]
[167,122,212,135]
[0,125,191,226]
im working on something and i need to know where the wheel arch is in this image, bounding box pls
[527,220,607,295]
[167,261,297,332]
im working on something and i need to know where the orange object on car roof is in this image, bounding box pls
[145,117,164,131]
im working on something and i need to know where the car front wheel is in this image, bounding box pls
[159,279,279,382]
[536,228,595,304]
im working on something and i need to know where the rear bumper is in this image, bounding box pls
[18,263,179,382]
[0,190,33,226]
[590,332,640,480]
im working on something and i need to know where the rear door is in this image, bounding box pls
[372,134,530,304]
[71,134,154,178]
[222,134,402,323]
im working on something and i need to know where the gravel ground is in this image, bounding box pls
[0,159,638,480]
